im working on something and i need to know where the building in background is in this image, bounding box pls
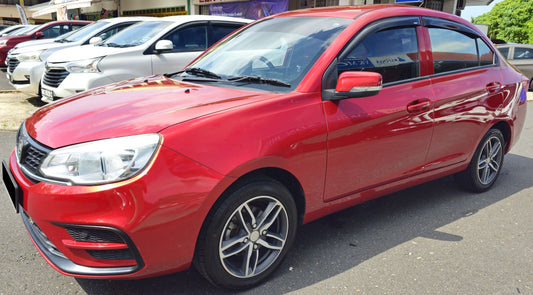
[1,0,493,24]
[0,0,52,24]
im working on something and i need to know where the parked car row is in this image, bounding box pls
[2,5,527,290]
[5,15,252,103]
[0,20,91,68]
[0,25,36,37]
[6,17,153,97]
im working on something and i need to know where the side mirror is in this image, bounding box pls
[332,71,382,100]
[89,36,103,44]
[34,31,44,39]
[154,40,173,52]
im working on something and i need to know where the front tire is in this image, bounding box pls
[456,128,505,192]
[195,178,298,290]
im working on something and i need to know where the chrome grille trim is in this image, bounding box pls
[43,68,69,88]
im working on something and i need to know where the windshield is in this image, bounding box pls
[63,21,109,42]
[178,16,350,92]
[100,21,172,47]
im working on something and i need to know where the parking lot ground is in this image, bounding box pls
[0,92,46,130]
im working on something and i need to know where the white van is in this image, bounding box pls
[41,15,251,103]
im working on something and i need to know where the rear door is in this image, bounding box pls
[422,17,503,170]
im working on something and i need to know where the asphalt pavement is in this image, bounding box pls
[0,75,532,294]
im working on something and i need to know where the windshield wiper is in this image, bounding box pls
[227,76,291,88]
[164,67,221,80]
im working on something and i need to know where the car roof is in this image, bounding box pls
[161,15,253,24]
[98,16,156,24]
[273,5,470,23]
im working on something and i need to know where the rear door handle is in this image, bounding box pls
[407,98,432,113]
[486,82,502,94]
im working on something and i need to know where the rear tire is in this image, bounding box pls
[195,178,298,290]
[455,129,505,192]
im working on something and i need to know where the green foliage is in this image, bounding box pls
[473,0,533,44]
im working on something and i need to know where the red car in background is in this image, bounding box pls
[1,5,528,290]
[0,20,91,67]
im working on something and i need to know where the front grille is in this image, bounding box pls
[17,125,51,181]
[65,227,124,243]
[87,249,134,261]
[43,68,69,88]
[7,58,19,73]
[22,145,47,171]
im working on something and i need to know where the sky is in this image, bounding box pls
[461,0,504,22]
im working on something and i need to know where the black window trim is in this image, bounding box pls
[422,16,500,78]
[144,20,248,55]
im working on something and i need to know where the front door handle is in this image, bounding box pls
[407,98,432,113]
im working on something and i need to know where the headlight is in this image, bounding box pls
[40,134,160,185]
[17,50,45,62]
[65,57,103,73]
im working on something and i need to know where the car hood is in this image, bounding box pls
[11,40,77,55]
[26,75,271,148]
[47,44,138,63]
[12,39,61,51]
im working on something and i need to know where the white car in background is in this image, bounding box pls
[40,15,252,103]
[6,17,152,97]
[0,25,35,37]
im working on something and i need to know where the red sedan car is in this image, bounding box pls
[2,5,528,290]
[0,20,91,67]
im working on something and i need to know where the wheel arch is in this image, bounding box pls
[491,120,511,153]
[192,167,306,282]
[207,167,306,229]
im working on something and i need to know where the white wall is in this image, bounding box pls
[80,1,118,14]
[120,0,188,11]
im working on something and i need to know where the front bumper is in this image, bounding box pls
[6,60,43,97]
[3,143,225,279]
[41,68,115,102]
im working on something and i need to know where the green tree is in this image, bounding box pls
[473,0,533,44]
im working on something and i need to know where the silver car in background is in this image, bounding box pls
[40,15,252,103]
[6,17,152,97]
[497,43,533,90]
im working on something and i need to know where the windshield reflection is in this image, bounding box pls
[100,21,172,47]
[178,16,350,91]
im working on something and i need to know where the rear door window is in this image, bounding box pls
[513,47,533,60]
[210,24,242,46]
[497,47,509,59]
[428,28,495,74]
